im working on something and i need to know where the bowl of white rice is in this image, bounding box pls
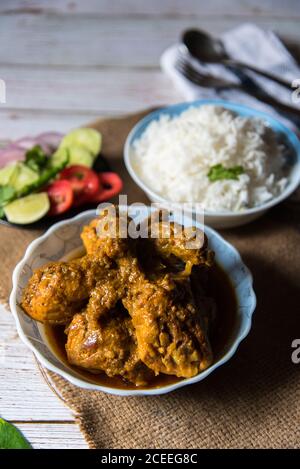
[124,100,300,228]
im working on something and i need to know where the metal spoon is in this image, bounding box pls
[182,29,292,90]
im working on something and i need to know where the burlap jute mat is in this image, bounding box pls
[1,110,300,448]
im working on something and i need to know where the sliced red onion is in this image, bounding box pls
[36,132,63,150]
[15,136,50,154]
[0,142,25,153]
[0,131,64,168]
[0,144,26,166]
[15,136,39,149]
[0,139,11,149]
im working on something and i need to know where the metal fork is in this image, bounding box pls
[175,54,300,128]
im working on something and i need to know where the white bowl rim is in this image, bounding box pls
[124,99,300,218]
[10,207,256,396]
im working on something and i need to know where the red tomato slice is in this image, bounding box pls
[90,172,123,203]
[46,180,73,216]
[59,165,99,206]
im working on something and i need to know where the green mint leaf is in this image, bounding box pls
[0,185,16,206]
[25,145,48,172]
[207,164,245,182]
[0,418,32,449]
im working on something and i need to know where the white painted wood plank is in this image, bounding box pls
[1,67,179,113]
[0,109,114,140]
[0,67,181,140]
[17,423,88,449]
[0,16,299,68]
[0,305,75,421]
[1,0,299,18]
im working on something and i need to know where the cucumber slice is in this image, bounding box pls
[0,162,19,186]
[4,192,50,224]
[67,145,94,167]
[51,147,69,168]
[10,163,39,191]
[61,128,101,157]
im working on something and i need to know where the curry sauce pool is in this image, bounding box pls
[44,262,237,391]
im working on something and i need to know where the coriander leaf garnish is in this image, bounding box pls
[25,145,48,172]
[18,150,69,199]
[207,164,244,182]
[0,185,16,205]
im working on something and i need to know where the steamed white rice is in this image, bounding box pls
[132,105,287,212]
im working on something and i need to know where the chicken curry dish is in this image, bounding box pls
[21,208,235,388]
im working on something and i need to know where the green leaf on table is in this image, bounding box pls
[0,418,32,449]
[0,185,16,206]
[25,145,48,172]
[207,164,245,182]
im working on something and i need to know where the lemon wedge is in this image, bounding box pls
[4,193,50,224]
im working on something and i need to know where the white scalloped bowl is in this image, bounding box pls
[10,207,256,396]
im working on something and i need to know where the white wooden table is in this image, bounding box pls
[0,0,299,449]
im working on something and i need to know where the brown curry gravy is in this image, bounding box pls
[45,262,237,390]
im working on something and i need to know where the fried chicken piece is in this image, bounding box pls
[123,271,213,378]
[66,306,153,386]
[81,212,214,378]
[84,278,126,325]
[77,279,153,385]
[81,207,134,260]
[21,255,113,325]
[147,220,214,274]
[66,276,153,386]
[23,208,214,384]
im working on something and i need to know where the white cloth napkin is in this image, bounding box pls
[161,23,300,130]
